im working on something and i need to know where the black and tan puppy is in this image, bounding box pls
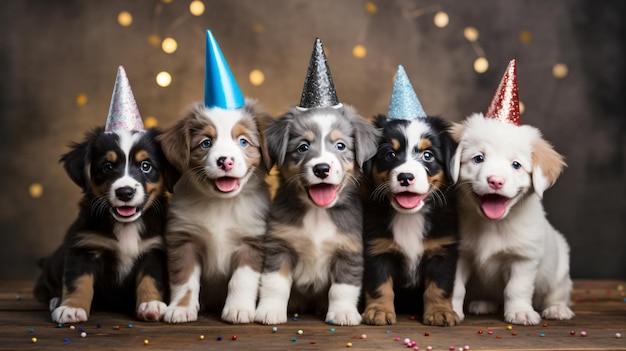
[34,127,177,323]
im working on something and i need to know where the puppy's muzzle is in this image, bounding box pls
[217,156,235,172]
[313,163,331,179]
[397,173,415,187]
[115,186,136,201]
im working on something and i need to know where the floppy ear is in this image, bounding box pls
[60,128,102,193]
[264,112,293,169]
[244,100,274,173]
[448,122,465,184]
[361,115,386,178]
[148,128,182,193]
[531,136,566,198]
[157,114,192,173]
[351,115,381,169]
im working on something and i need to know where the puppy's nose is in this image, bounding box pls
[313,163,331,179]
[397,173,415,187]
[217,157,234,171]
[115,186,136,201]
[487,175,505,190]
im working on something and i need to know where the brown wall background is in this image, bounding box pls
[0,0,623,280]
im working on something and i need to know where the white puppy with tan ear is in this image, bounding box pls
[450,60,574,326]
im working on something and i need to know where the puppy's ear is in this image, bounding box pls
[449,122,465,184]
[352,115,381,169]
[157,113,192,173]
[360,115,385,177]
[60,128,101,193]
[148,128,182,193]
[244,100,274,173]
[264,112,292,169]
[531,136,566,198]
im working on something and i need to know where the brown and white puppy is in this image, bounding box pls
[450,113,574,325]
[254,105,379,326]
[159,100,270,324]
[34,127,177,323]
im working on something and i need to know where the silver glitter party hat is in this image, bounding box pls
[298,38,341,110]
[105,66,144,133]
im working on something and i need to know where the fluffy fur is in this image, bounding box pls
[158,100,271,324]
[450,113,574,325]
[361,115,460,326]
[34,127,177,323]
[254,105,379,326]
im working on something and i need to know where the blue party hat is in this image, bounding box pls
[298,38,341,110]
[204,30,245,110]
[105,66,144,133]
[387,65,426,120]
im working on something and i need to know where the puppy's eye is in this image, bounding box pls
[239,138,249,148]
[385,151,397,161]
[422,150,434,162]
[472,155,484,164]
[200,139,212,149]
[103,163,113,173]
[512,161,522,170]
[335,142,346,151]
[297,142,310,153]
[140,161,152,173]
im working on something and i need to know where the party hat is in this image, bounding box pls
[485,59,521,126]
[105,66,144,133]
[387,65,426,120]
[298,38,341,109]
[204,30,245,110]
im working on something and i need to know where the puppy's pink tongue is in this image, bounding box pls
[308,184,338,207]
[480,194,510,220]
[215,177,240,192]
[116,206,137,217]
[395,192,427,209]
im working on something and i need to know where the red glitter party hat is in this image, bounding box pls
[485,59,521,126]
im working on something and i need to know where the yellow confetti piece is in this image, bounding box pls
[144,116,158,128]
[352,45,367,58]
[519,30,532,44]
[552,63,568,79]
[162,37,178,54]
[365,2,378,14]
[76,93,88,106]
[474,57,489,73]
[29,183,43,198]
[433,11,449,28]
[249,69,265,86]
[118,11,133,27]
[189,0,205,16]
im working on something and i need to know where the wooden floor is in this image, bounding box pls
[1,280,625,350]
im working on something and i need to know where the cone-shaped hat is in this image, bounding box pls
[204,30,245,110]
[388,65,426,120]
[298,38,340,109]
[485,59,521,126]
[105,66,144,133]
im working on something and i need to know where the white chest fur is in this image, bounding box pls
[391,212,427,279]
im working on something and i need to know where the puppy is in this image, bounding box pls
[450,113,574,325]
[254,105,378,326]
[361,115,460,326]
[34,127,177,323]
[159,100,270,324]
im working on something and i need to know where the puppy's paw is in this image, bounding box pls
[326,307,362,326]
[49,297,61,311]
[222,304,255,324]
[163,304,199,324]
[52,306,88,324]
[137,301,167,322]
[504,309,542,325]
[254,306,287,325]
[361,307,396,325]
[424,310,461,326]
[542,305,575,320]
[468,301,498,315]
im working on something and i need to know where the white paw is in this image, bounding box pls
[468,300,498,315]
[163,304,199,324]
[137,301,167,322]
[49,297,60,311]
[222,304,255,324]
[52,306,88,324]
[504,309,542,325]
[326,307,362,326]
[254,305,287,325]
[542,305,575,320]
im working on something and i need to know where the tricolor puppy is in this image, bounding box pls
[361,115,460,326]
[159,100,270,324]
[254,105,379,326]
[34,127,177,323]
[450,113,574,325]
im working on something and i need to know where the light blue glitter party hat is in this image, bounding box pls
[105,66,144,133]
[387,65,426,120]
[204,30,245,110]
